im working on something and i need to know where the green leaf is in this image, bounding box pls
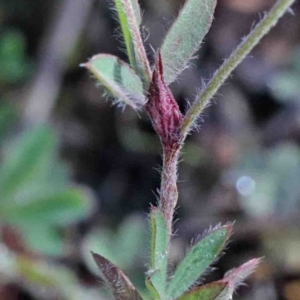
[148,207,168,298]
[167,225,232,299]
[0,103,17,142]
[0,29,31,83]
[114,0,140,68]
[82,54,145,110]
[0,125,92,256]
[161,0,217,85]
[17,255,66,286]
[0,126,55,200]
[92,252,143,300]
[178,282,228,300]
[117,214,148,268]
[113,0,151,83]
[145,273,160,299]
[2,189,91,226]
[270,71,300,102]
[83,215,148,273]
[20,224,64,256]
[15,254,92,298]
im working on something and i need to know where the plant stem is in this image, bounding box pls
[180,0,296,138]
[159,145,181,241]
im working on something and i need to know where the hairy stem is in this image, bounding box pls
[159,144,181,241]
[180,0,296,138]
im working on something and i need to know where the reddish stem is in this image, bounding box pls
[159,143,181,240]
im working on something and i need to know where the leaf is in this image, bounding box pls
[113,0,151,83]
[0,126,55,200]
[195,258,262,300]
[145,272,161,299]
[221,258,261,294]
[0,103,16,142]
[83,215,148,273]
[117,214,148,268]
[128,0,142,24]
[148,207,168,297]
[167,225,232,299]
[0,29,31,83]
[17,255,62,286]
[0,125,92,256]
[178,282,228,300]
[1,188,91,226]
[113,0,140,68]
[160,0,217,85]
[20,224,64,256]
[82,54,145,110]
[92,252,143,300]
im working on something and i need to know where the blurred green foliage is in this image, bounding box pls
[237,143,300,217]
[0,124,92,255]
[0,243,103,300]
[83,214,148,290]
[0,103,17,142]
[0,29,31,84]
[270,51,300,102]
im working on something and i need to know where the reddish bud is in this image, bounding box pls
[146,53,183,148]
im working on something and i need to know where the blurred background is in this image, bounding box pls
[0,0,300,299]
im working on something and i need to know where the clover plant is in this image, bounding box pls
[81,0,296,299]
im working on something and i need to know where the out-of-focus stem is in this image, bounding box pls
[24,0,93,124]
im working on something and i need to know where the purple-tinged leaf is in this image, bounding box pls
[92,252,142,300]
[182,258,262,300]
[221,258,261,293]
